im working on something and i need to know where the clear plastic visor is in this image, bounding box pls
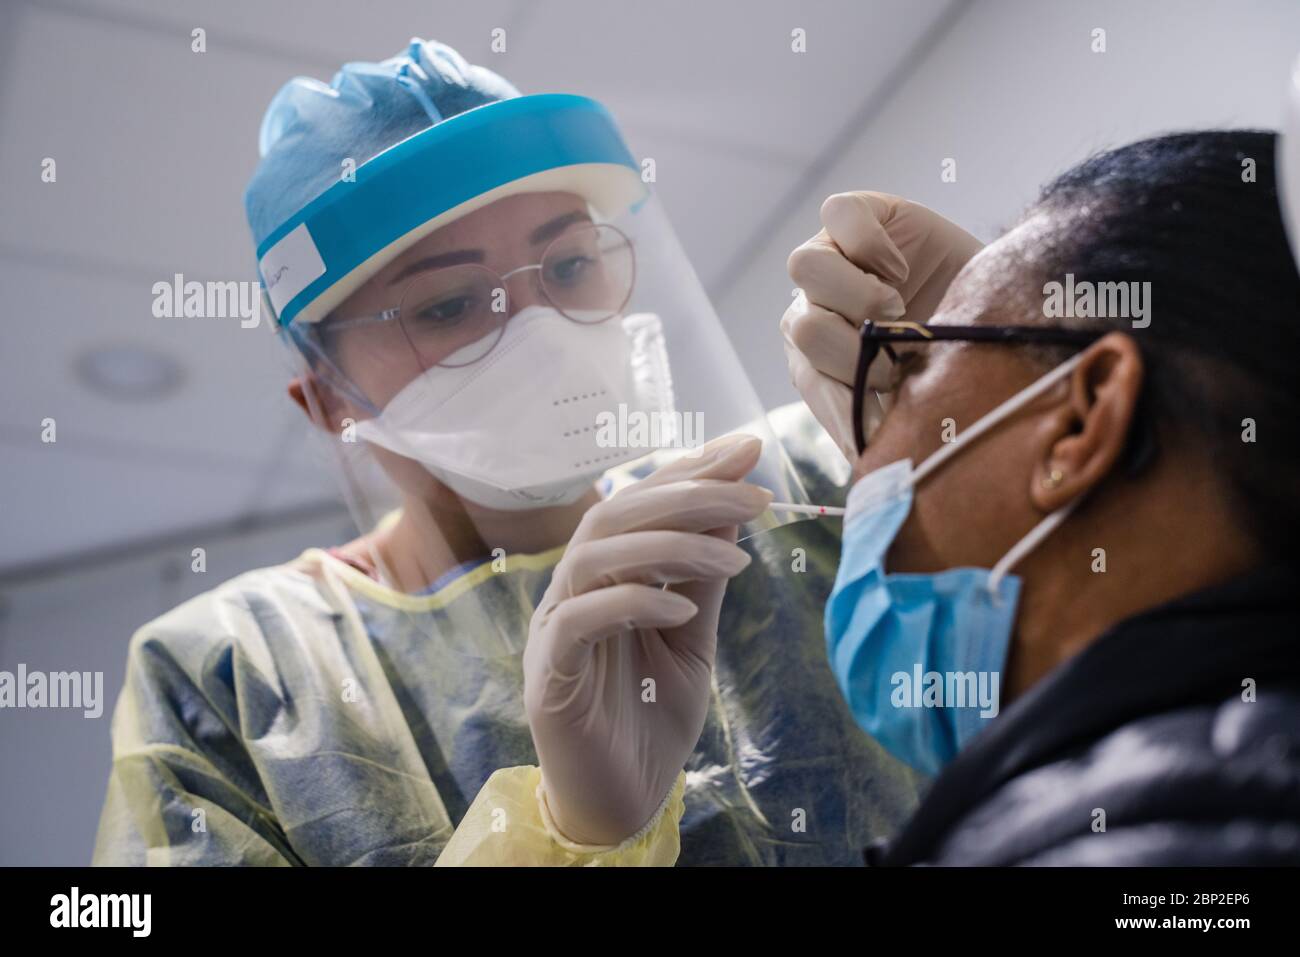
[286,182,811,607]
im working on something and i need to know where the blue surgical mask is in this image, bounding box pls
[825,352,1085,776]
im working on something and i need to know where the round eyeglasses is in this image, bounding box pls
[313,223,635,370]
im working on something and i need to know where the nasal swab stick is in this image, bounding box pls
[767,502,846,517]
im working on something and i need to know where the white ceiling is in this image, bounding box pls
[0,0,960,575]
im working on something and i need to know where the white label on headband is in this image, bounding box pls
[259,223,326,316]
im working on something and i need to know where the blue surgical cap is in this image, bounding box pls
[246,38,642,329]
[244,38,519,252]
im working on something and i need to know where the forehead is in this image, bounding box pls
[929,213,1051,329]
[378,190,590,277]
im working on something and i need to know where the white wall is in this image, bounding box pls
[720,0,1300,410]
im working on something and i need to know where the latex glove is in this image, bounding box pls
[524,433,772,846]
[782,191,984,461]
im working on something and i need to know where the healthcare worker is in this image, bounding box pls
[91,39,919,866]
[436,128,1300,865]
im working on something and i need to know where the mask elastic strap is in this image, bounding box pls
[987,497,1080,598]
[910,351,1087,488]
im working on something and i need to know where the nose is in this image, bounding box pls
[500,265,547,316]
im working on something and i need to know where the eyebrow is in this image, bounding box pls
[386,211,593,287]
[387,249,484,286]
[528,210,591,245]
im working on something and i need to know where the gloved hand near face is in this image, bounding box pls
[524,434,772,847]
[782,192,984,461]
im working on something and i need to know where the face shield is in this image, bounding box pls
[258,93,811,601]
[1280,53,1300,270]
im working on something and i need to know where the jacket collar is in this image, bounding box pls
[876,562,1300,865]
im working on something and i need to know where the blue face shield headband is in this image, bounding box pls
[824,351,1086,776]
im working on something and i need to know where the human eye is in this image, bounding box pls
[544,253,596,287]
[886,349,926,391]
[411,292,480,325]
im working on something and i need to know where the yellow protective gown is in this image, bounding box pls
[435,767,685,866]
[92,404,920,866]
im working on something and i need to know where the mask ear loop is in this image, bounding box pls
[902,350,1090,601]
[987,497,1080,599]
[910,351,1088,488]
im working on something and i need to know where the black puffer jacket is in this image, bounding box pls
[868,565,1300,866]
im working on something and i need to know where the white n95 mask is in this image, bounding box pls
[355,305,675,510]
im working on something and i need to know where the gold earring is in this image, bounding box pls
[1042,468,1065,490]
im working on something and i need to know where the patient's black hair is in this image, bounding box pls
[1018,130,1300,559]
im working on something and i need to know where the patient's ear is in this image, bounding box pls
[1029,332,1144,512]
[288,374,351,435]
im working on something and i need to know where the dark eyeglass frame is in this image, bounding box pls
[851,319,1104,456]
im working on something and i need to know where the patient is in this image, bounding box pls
[437,129,1300,866]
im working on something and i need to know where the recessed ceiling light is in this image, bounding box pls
[74,343,185,400]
